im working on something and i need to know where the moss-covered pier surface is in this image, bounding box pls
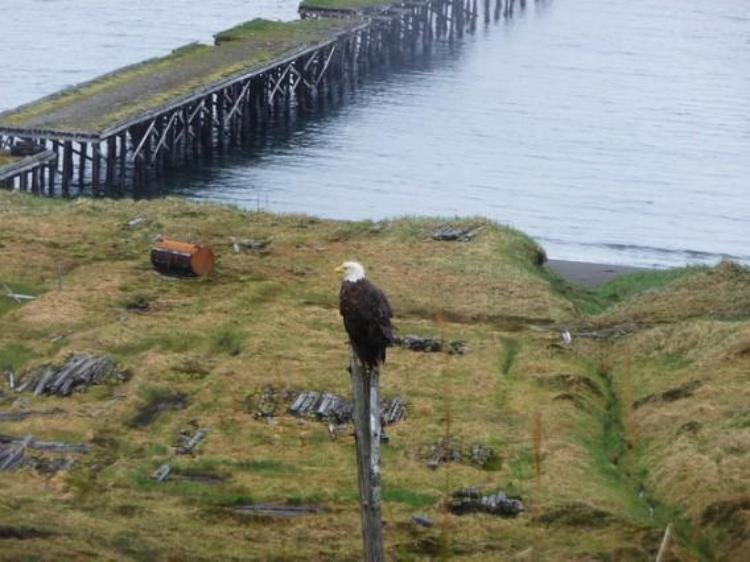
[0,0,483,197]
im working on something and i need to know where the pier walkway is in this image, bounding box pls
[0,0,509,195]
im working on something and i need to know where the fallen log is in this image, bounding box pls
[151,239,214,277]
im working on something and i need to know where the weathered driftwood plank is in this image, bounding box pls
[288,389,405,427]
[0,434,88,472]
[152,463,172,482]
[0,435,32,471]
[411,515,434,528]
[176,428,207,455]
[233,504,320,518]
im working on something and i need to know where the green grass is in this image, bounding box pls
[210,326,243,356]
[0,343,34,371]
[0,153,20,167]
[499,336,520,376]
[382,488,437,508]
[0,192,747,561]
[545,265,707,315]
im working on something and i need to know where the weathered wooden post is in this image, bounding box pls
[349,351,384,562]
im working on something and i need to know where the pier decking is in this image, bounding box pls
[0,0,500,197]
[0,19,359,138]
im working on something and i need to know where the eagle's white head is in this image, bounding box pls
[335,260,366,283]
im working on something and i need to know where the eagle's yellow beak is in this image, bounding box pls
[334,264,344,273]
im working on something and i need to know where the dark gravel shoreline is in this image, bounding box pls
[546,259,653,289]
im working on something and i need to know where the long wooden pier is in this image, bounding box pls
[0,0,522,197]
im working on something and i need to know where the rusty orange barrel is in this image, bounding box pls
[150,239,214,277]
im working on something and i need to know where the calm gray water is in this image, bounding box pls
[1,0,748,268]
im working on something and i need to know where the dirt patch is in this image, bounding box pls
[128,392,188,427]
[536,373,603,397]
[535,502,613,528]
[633,380,702,409]
[0,526,54,540]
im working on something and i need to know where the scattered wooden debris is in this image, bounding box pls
[560,330,573,347]
[152,463,172,482]
[126,216,146,229]
[411,515,434,528]
[633,379,702,409]
[395,335,466,355]
[290,391,353,424]
[244,385,295,419]
[230,238,271,254]
[232,504,320,518]
[0,435,31,471]
[2,283,36,304]
[176,427,207,455]
[449,488,524,517]
[245,385,407,429]
[431,225,483,242]
[423,438,498,470]
[0,434,88,472]
[0,408,65,422]
[289,390,406,427]
[11,355,129,397]
[381,397,407,426]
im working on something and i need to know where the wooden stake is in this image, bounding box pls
[349,352,385,562]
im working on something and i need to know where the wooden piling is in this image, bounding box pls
[91,142,101,195]
[118,133,127,191]
[61,141,72,196]
[349,352,384,562]
[105,136,115,189]
[78,141,87,191]
[49,141,59,196]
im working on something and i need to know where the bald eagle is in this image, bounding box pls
[335,261,395,371]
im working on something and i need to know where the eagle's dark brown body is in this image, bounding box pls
[339,278,395,370]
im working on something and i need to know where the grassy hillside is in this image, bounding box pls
[0,191,747,561]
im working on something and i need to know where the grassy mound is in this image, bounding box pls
[0,191,747,560]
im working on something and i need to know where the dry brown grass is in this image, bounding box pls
[0,191,748,561]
